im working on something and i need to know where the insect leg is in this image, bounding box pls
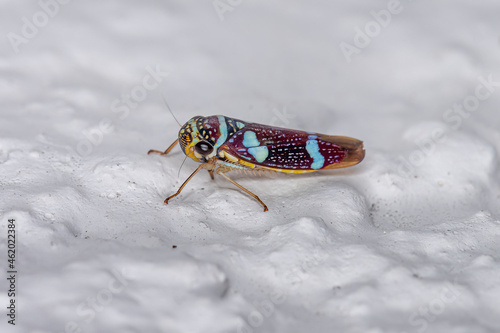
[164,163,206,204]
[216,170,269,212]
[208,169,215,180]
[148,139,179,156]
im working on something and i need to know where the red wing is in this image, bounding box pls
[218,123,364,171]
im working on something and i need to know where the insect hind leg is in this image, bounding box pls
[216,168,269,212]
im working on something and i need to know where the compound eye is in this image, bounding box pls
[194,141,214,156]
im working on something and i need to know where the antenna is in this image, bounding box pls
[178,154,188,177]
[161,93,182,127]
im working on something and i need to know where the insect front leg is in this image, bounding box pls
[164,162,212,204]
[148,139,179,156]
[216,166,269,212]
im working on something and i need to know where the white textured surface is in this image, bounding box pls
[1,1,500,332]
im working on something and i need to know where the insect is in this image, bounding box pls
[148,115,365,211]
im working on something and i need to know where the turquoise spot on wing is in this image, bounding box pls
[236,121,245,129]
[308,135,318,140]
[306,140,325,169]
[248,146,269,163]
[243,131,260,147]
